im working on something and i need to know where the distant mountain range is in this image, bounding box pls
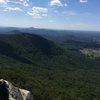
[0,27,58,34]
[0,27,100,34]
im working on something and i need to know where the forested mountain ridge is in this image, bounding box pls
[0,30,100,100]
[0,33,62,64]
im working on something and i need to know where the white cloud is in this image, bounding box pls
[27,12,41,18]
[50,0,63,6]
[0,0,29,6]
[7,0,29,6]
[0,0,29,13]
[4,7,23,12]
[32,7,48,13]
[28,7,48,19]
[80,0,88,3]
[0,0,6,4]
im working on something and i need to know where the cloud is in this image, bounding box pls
[27,12,41,18]
[32,7,48,13]
[50,0,63,6]
[7,0,30,6]
[4,7,23,12]
[0,0,29,6]
[0,0,6,4]
[80,0,88,3]
[27,7,48,19]
[0,0,29,13]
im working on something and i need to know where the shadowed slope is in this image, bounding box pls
[0,32,62,64]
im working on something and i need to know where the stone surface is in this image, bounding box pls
[0,79,33,100]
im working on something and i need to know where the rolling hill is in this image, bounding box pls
[0,32,62,64]
[0,30,100,100]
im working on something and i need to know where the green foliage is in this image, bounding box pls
[0,32,100,100]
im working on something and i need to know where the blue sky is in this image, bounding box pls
[0,0,100,31]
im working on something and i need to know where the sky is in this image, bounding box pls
[0,0,100,31]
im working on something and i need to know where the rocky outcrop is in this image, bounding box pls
[0,79,33,100]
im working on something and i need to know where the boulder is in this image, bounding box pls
[0,79,33,100]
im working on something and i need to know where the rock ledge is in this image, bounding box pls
[0,79,33,100]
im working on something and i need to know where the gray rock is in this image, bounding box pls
[0,79,33,100]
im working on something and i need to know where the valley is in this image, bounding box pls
[0,28,100,100]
